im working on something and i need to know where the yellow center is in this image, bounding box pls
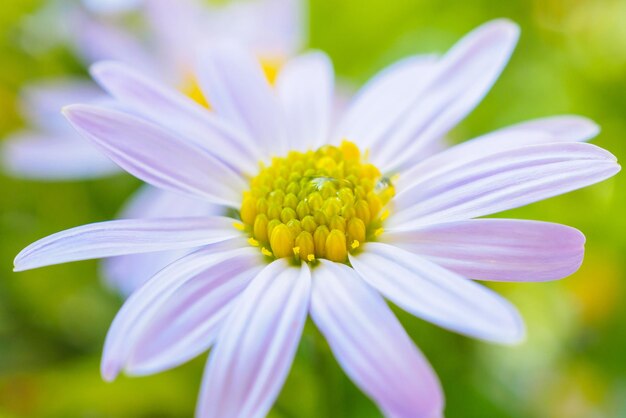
[238,141,395,263]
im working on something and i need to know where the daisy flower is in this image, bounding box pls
[3,0,304,295]
[14,20,619,417]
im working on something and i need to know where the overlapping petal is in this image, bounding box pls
[390,142,620,230]
[63,104,247,206]
[197,260,310,418]
[384,219,585,282]
[276,51,334,151]
[350,243,525,344]
[101,241,256,380]
[310,260,443,418]
[197,43,287,158]
[14,217,239,271]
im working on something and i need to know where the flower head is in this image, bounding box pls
[14,20,620,417]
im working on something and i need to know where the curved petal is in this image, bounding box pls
[276,51,334,151]
[1,132,120,180]
[384,219,585,282]
[63,104,247,206]
[14,217,240,271]
[197,260,310,418]
[125,253,264,375]
[390,142,620,230]
[91,61,261,173]
[196,43,286,158]
[350,243,525,344]
[397,115,600,192]
[310,260,443,418]
[365,20,520,173]
[335,54,438,148]
[101,241,255,380]
[101,186,222,296]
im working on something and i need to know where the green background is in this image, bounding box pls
[1,0,625,417]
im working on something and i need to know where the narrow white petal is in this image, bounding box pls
[197,260,310,418]
[101,241,256,380]
[14,217,240,271]
[276,51,334,151]
[310,260,444,418]
[63,104,247,206]
[350,243,525,344]
[197,43,287,158]
[384,219,585,282]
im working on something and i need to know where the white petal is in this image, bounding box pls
[2,132,119,180]
[397,115,600,192]
[197,260,310,418]
[335,54,438,149]
[365,20,520,173]
[63,104,246,206]
[101,241,255,380]
[82,0,142,14]
[197,43,287,158]
[350,243,525,344]
[384,219,585,282]
[14,217,240,271]
[276,51,334,151]
[310,260,444,418]
[390,142,620,229]
[101,186,222,296]
[91,61,261,173]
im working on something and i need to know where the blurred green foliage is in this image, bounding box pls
[1,0,625,417]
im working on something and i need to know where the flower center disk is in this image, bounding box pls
[239,141,394,263]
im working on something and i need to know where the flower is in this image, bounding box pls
[3,0,304,295]
[14,20,620,418]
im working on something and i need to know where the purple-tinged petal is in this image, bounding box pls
[350,243,525,344]
[197,43,287,158]
[384,219,585,282]
[335,54,438,149]
[1,132,119,180]
[90,61,261,173]
[397,115,600,192]
[82,0,142,14]
[276,51,334,151]
[365,20,520,173]
[197,260,310,418]
[63,104,247,206]
[14,217,239,272]
[125,252,264,375]
[390,142,620,230]
[101,241,255,380]
[101,186,222,295]
[310,260,443,418]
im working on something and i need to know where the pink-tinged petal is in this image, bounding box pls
[276,51,334,151]
[385,219,585,282]
[310,260,443,418]
[90,61,260,173]
[125,253,264,375]
[350,243,525,344]
[14,217,239,272]
[63,104,246,206]
[335,54,438,149]
[101,241,255,380]
[367,20,519,173]
[197,260,310,418]
[390,142,620,230]
[19,78,104,131]
[101,186,222,295]
[197,43,287,158]
[1,132,119,180]
[397,115,600,192]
